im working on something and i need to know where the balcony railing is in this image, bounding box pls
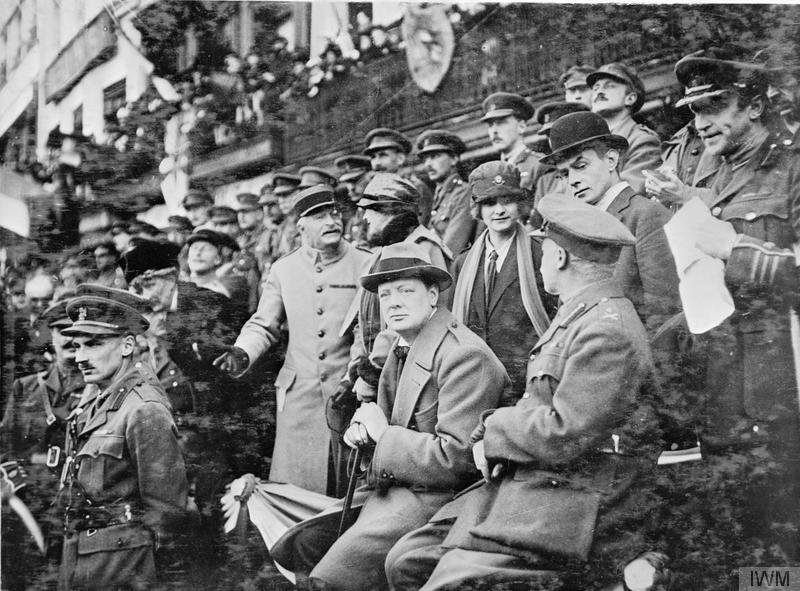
[282,3,786,164]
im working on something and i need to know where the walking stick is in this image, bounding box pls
[337,447,362,538]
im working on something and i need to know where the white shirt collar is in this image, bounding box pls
[595,181,629,212]
[484,230,515,273]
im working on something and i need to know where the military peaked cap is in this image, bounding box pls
[586,62,646,113]
[292,184,337,217]
[481,92,534,122]
[186,228,239,252]
[534,101,590,135]
[334,155,372,183]
[537,195,635,264]
[41,295,76,329]
[674,55,769,108]
[415,129,467,157]
[558,65,596,89]
[182,189,214,208]
[234,193,260,211]
[363,128,412,155]
[270,172,302,197]
[298,166,338,188]
[62,284,151,336]
[208,206,238,224]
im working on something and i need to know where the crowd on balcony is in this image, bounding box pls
[3,18,800,591]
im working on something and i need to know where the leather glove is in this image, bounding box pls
[212,346,249,377]
[357,357,382,388]
[350,402,389,443]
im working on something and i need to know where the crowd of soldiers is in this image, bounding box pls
[2,42,800,591]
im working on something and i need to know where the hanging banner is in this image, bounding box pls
[402,4,455,94]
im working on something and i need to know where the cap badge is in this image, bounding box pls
[493,175,505,185]
[78,307,88,321]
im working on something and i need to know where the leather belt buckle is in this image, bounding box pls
[46,446,61,468]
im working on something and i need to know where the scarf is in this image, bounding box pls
[452,222,550,337]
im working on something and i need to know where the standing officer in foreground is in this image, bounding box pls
[386,196,661,591]
[58,284,187,590]
[215,185,370,496]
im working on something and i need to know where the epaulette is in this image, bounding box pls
[558,302,588,327]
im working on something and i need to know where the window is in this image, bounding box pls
[103,80,126,121]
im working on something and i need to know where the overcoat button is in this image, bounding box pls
[318,330,325,337]
[711,207,722,217]
[316,286,323,293]
[316,308,323,315]
[745,212,756,221]
[318,352,326,360]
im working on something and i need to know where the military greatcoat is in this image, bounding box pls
[611,114,662,195]
[386,279,661,590]
[430,172,476,255]
[234,241,370,494]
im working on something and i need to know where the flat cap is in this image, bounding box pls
[415,129,467,157]
[121,239,181,284]
[358,172,420,209]
[674,55,768,108]
[481,92,534,122]
[558,65,596,89]
[334,154,372,183]
[186,228,239,252]
[41,295,76,329]
[182,189,214,208]
[469,161,526,203]
[363,128,412,156]
[298,166,338,188]
[208,205,238,225]
[586,62,646,113]
[292,184,337,218]
[234,192,260,211]
[360,242,452,293]
[541,112,628,166]
[62,283,151,336]
[534,101,590,135]
[537,194,635,264]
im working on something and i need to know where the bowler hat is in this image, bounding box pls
[540,112,628,166]
[360,242,452,293]
[62,283,151,336]
[415,129,467,157]
[363,128,412,156]
[357,173,419,209]
[121,239,181,284]
[292,184,337,218]
[536,194,635,264]
[298,166,338,188]
[586,63,646,113]
[469,161,526,203]
[481,93,534,122]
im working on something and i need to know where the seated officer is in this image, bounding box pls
[303,243,511,590]
[58,284,187,590]
[386,196,662,591]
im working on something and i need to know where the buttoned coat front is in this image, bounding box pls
[606,185,681,323]
[427,280,659,565]
[59,363,187,590]
[309,308,511,590]
[234,242,370,493]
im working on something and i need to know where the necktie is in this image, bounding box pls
[394,345,410,381]
[485,249,499,303]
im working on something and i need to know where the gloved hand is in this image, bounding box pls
[326,381,357,435]
[212,346,249,376]
[346,402,389,446]
[357,357,382,388]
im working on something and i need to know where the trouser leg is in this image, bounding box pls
[385,522,451,591]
